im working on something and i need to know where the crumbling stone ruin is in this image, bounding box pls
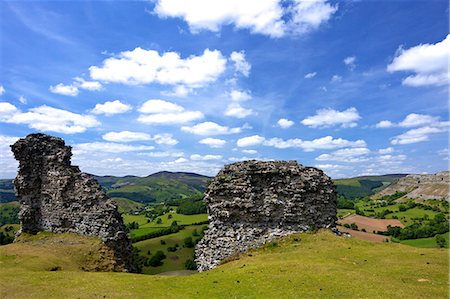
[11,133,135,272]
[195,160,337,272]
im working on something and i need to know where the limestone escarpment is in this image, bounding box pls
[11,133,135,272]
[195,160,337,271]
[377,171,449,201]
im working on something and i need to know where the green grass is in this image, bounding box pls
[0,230,448,298]
[337,209,354,219]
[400,233,449,248]
[123,212,208,239]
[111,197,144,214]
[134,225,205,274]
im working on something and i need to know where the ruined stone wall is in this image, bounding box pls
[11,133,134,272]
[195,160,337,271]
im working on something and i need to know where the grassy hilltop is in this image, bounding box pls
[0,230,448,298]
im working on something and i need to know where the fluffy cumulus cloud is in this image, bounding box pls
[304,72,317,79]
[199,137,226,148]
[91,100,132,116]
[190,154,222,161]
[391,123,449,145]
[102,131,151,142]
[277,118,294,128]
[387,34,449,87]
[138,99,203,124]
[237,134,366,151]
[378,147,394,154]
[49,83,79,96]
[343,56,356,68]
[0,135,20,178]
[375,120,394,128]
[315,147,370,162]
[0,102,99,134]
[224,103,254,118]
[153,0,337,38]
[181,121,241,136]
[74,142,154,154]
[89,48,227,89]
[230,89,251,101]
[152,133,178,145]
[0,85,5,96]
[301,107,360,128]
[73,77,103,91]
[230,51,251,76]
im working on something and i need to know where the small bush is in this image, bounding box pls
[184,259,197,270]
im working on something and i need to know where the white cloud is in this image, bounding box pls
[199,138,226,148]
[172,157,188,163]
[181,121,241,136]
[163,85,192,97]
[138,99,203,125]
[102,131,151,142]
[1,103,100,134]
[138,151,184,158]
[378,147,394,154]
[153,0,337,38]
[49,83,79,96]
[315,147,370,162]
[343,56,356,68]
[230,89,251,101]
[315,164,349,170]
[301,107,360,128]
[331,74,342,82]
[237,135,266,147]
[224,103,254,118]
[90,48,227,88]
[74,77,103,91]
[18,96,27,104]
[375,120,394,128]
[277,118,294,129]
[391,124,449,145]
[230,51,251,76]
[387,34,449,87]
[398,113,440,128]
[304,72,317,79]
[190,154,222,161]
[0,85,5,96]
[74,142,154,154]
[0,102,19,117]
[437,149,449,160]
[91,100,132,116]
[152,133,178,145]
[138,111,204,125]
[242,149,257,154]
[0,135,20,178]
[237,134,366,151]
[139,99,184,114]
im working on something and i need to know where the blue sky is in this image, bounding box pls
[0,0,448,179]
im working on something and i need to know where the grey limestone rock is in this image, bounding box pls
[11,133,135,272]
[195,160,337,271]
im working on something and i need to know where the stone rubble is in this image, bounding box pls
[11,133,135,272]
[195,160,337,272]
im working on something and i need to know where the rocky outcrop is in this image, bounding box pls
[377,171,449,201]
[195,160,337,271]
[11,133,135,272]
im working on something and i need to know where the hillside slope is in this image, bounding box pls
[376,171,449,200]
[333,174,407,199]
[0,230,447,298]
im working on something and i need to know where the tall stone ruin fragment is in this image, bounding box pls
[195,160,337,271]
[11,133,135,272]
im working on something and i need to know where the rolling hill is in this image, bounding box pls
[0,230,447,298]
[333,174,408,199]
[0,172,211,204]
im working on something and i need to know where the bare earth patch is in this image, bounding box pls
[338,226,389,243]
[338,214,404,233]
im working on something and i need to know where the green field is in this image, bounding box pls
[134,225,205,274]
[333,175,405,199]
[337,209,354,219]
[0,230,448,298]
[400,233,449,248]
[0,201,19,226]
[112,197,144,214]
[123,212,208,238]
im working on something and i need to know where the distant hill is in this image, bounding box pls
[376,171,449,201]
[333,174,408,199]
[94,171,211,203]
[0,171,211,204]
